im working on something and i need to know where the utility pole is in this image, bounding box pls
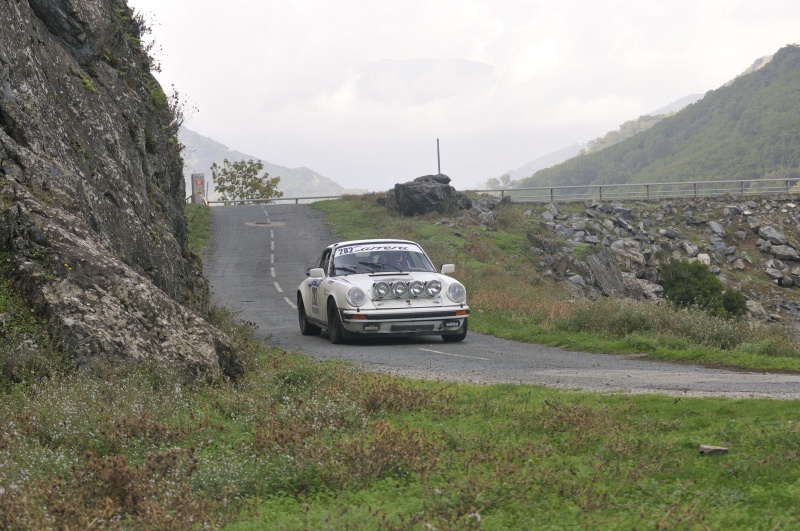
[437,138,441,175]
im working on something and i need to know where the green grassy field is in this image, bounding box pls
[0,200,798,529]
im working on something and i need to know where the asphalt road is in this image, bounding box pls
[203,204,800,399]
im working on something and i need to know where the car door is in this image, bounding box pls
[306,248,331,321]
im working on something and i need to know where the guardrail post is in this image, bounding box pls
[741,181,745,195]
[646,185,650,200]
[693,183,697,197]
[599,186,602,200]
[550,188,554,202]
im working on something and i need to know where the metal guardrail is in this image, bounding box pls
[199,178,800,206]
[205,195,342,205]
[473,178,800,203]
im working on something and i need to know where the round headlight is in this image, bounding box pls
[373,281,390,298]
[346,287,367,307]
[408,280,425,297]
[425,280,442,297]
[447,282,466,303]
[391,281,408,298]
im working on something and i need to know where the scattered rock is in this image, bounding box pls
[759,226,788,245]
[699,445,729,456]
[708,221,726,237]
[770,245,799,261]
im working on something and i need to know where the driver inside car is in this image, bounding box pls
[378,251,409,271]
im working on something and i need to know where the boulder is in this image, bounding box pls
[587,249,625,297]
[770,245,800,261]
[746,300,767,320]
[378,174,471,216]
[708,221,726,237]
[759,226,788,245]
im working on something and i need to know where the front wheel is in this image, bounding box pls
[298,296,321,336]
[327,300,346,344]
[442,319,467,343]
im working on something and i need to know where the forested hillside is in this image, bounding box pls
[516,44,800,189]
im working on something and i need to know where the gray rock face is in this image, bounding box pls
[587,248,626,297]
[0,1,240,380]
[378,174,472,216]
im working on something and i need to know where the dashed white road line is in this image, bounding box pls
[271,241,274,251]
[274,282,283,293]
[270,253,274,264]
[270,267,276,278]
[284,297,297,309]
[419,348,488,360]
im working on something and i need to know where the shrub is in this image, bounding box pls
[722,289,747,317]
[659,259,743,318]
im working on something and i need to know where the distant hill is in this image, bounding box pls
[647,93,703,116]
[180,128,362,200]
[515,44,800,189]
[506,144,584,182]
[503,95,703,185]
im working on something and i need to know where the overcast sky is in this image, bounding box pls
[126,0,800,192]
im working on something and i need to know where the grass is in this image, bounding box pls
[2,196,799,528]
[314,195,800,373]
[2,331,799,528]
[185,203,211,255]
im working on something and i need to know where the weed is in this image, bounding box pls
[68,67,96,92]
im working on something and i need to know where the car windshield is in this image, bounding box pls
[331,243,435,275]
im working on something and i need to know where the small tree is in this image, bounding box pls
[210,158,283,203]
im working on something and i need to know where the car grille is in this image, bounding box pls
[390,324,436,332]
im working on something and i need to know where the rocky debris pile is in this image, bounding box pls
[462,195,800,323]
[0,1,240,380]
[378,174,472,216]
[530,197,800,319]
[469,195,511,223]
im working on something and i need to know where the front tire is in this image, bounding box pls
[298,295,321,336]
[327,300,346,344]
[442,319,467,343]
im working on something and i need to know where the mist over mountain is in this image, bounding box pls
[505,144,584,182]
[647,93,703,116]
[180,128,364,200]
[514,45,800,189]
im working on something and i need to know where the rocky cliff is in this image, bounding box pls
[0,0,240,379]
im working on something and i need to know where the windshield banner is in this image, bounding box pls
[335,243,423,256]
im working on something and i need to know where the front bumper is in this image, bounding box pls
[340,307,469,335]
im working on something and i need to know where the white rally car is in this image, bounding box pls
[297,239,469,343]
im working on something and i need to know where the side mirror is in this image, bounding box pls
[308,268,325,278]
[440,264,455,275]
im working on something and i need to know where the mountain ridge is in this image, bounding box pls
[180,128,365,200]
[514,45,800,190]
